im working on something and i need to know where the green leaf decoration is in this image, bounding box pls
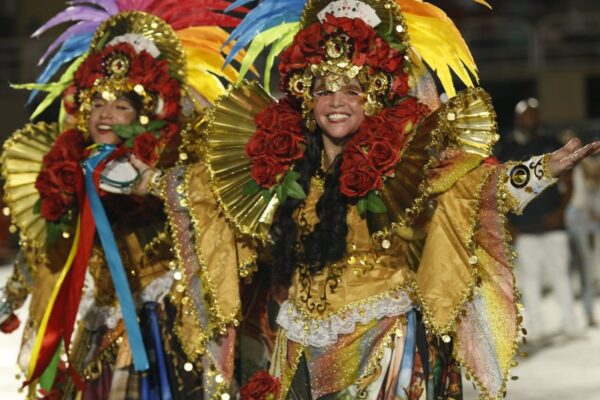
[286,180,306,200]
[261,189,273,202]
[33,198,41,215]
[357,198,367,215]
[367,191,387,213]
[275,185,287,202]
[242,179,261,196]
[145,120,166,132]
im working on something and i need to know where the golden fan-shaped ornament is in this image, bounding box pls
[1,122,60,247]
[368,87,498,240]
[90,11,187,82]
[203,81,277,243]
[442,87,499,158]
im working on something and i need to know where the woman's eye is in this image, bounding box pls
[91,100,104,108]
[314,90,332,97]
[345,90,363,96]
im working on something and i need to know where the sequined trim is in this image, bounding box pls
[412,166,495,336]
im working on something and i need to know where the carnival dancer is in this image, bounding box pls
[0,1,250,398]
[131,0,600,399]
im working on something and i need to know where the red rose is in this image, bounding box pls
[0,313,20,333]
[40,194,70,222]
[129,51,164,87]
[296,23,324,65]
[369,140,400,175]
[49,161,83,194]
[255,103,279,130]
[132,132,159,166]
[339,166,382,198]
[74,52,103,88]
[240,370,281,400]
[343,144,368,166]
[250,157,286,188]
[35,169,61,196]
[388,98,430,123]
[267,131,304,162]
[390,73,410,98]
[44,130,86,166]
[246,131,268,159]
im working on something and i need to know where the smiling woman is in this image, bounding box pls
[88,96,139,145]
[313,76,366,163]
[0,2,249,399]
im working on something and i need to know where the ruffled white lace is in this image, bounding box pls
[276,290,413,348]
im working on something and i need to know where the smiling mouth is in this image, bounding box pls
[326,113,350,122]
[96,124,114,134]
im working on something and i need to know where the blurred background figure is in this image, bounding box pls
[496,98,578,342]
[561,129,599,328]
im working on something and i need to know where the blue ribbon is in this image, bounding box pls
[144,302,173,400]
[84,145,149,373]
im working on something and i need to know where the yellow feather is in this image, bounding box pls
[177,27,258,101]
[397,0,480,97]
[187,69,227,104]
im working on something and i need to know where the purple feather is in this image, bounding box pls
[32,6,110,38]
[38,21,100,65]
[70,0,119,15]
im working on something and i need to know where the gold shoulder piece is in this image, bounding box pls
[442,87,499,158]
[368,87,498,242]
[203,80,277,244]
[1,122,60,247]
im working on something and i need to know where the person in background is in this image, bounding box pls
[497,98,578,341]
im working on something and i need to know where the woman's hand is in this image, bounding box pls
[129,155,154,196]
[547,138,600,178]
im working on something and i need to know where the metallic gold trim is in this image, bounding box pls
[90,11,187,83]
[368,87,499,243]
[202,80,277,244]
[1,122,60,248]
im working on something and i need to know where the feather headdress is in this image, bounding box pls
[16,0,252,120]
[224,0,492,97]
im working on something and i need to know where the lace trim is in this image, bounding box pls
[277,290,413,348]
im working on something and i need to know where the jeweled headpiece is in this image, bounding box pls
[225,0,490,112]
[280,12,410,129]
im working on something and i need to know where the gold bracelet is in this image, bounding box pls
[540,153,554,180]
[147,169,164,198]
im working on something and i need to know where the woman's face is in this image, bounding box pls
[88,96,137,145]
[313,77,366,144]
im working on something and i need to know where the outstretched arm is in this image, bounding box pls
[548,138,600,177]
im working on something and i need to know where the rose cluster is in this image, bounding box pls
[246,97,306,188]
[340,98,430,198]
[35,130,87,221]
[279,14,409,100]
[68,42,182,166]
[240,370,281,400]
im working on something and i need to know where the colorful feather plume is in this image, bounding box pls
[224,0,491,96]
[224,0,306,90]
[19,0,250,117]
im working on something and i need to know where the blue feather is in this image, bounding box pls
[28,33,94,103]
[224,0,305,65]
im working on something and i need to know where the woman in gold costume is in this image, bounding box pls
[132,0,600,399]
[0,1,250,398]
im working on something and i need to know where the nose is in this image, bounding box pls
[98,103,113,119]
[330,90,344,107]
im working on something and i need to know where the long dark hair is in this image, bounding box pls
[270,129,350,285]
